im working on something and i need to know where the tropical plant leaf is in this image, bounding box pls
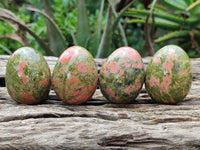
[113,0,136,30]
[126,8,195,30]
[76,0,91,48]
[89,0,105,56]
[0,9,54,56]
[144,0,157,56]
[154,4,168,12]
[149,0,157,15]
[0,8,19,30]
[70,30,77,46]
[108,0,128,46]
[126,8,194,24]
[127,19,180,30]
[160,0,190,11]
[96,6,112,58]
[43,0,55,20]
[27,6,67,56]
[187,0,200,22]
[0,34,25,45]
[155,30,190,43]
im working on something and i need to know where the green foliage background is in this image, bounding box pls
[0,0,146,57]
[0,0,199,58]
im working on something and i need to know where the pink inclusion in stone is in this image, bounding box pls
[77,62,87,72]
[105,88,115,98]
[162,60,174,74]
[17,62,28,84]
[153,57,161,64]
[39,79,49,86]
[149,75,160,87]
[21,91,32,101]
[59,46,79,63]
[108,62,121,74]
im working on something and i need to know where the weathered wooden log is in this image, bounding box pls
[0,55,200,149]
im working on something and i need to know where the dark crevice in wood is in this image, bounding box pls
[0,112,129,123]
[186,140,200,148]
[0,77,5,87]
[152,117,195,124]
[0,113,95,123]
[98,133,173,147]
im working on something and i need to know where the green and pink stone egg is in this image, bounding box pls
[6,47,51,104]
[52,46,98,104]
[145,45,192,104]
[99,46,145,103]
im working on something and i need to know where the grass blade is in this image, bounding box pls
[0,44,12,55]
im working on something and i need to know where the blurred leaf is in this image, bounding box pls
[144,0,157,56]
[128,19,180,30]
[155,30,190,43]
[109,0,128,46]
[28,5,67,56]
[161,0,190,11]
[126,8,193,25]
[70,30,77,45]
[43,0,55,20]
[0,8,54,56]
[0,43,12,54]
[109,0,120,6]
[113,0,136,30]
[0,34,25,45]
[63,0,77,9]
[76,0,91,48]
[96,6,112,58]
[89,0,105,56]
[187,0,200,22]
[154,4,168,12]
[0,8,19,30]
[149,0,157,16]
[126,8,195,30]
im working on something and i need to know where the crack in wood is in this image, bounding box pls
[0,77,5,87]
[152,117,194,124]
[0,112,130,123]
[98,133,173,147]
[186,140,200,148]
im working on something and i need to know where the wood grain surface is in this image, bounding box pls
[0,55,200,149]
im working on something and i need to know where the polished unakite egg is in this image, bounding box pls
[52,46,98,104]
[145,45,192,104]
[99,46,145,103]
[6,47,51,104]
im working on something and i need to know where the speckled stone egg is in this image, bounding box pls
[145,45,192,104]
[52,46,98,104]
[99,46,145,103]
[5,47,51,104]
